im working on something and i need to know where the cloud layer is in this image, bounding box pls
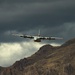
[0,41,61,67]
[0,41,44,67]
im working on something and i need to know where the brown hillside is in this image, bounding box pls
[0,38,75,75]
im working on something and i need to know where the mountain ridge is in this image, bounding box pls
[0,38,75,75]
[62,38,75,47]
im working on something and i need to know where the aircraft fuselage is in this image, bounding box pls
[33,36,41,42]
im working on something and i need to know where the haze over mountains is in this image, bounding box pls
[0,38,75,75]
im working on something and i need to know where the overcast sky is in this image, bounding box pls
[0,0,75,67]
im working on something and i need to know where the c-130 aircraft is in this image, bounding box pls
[13,30,63,42]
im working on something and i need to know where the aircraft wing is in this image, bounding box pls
[12,33,34,39]
[39,37,63,40]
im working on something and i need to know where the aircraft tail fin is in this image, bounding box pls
[38,29,41,36]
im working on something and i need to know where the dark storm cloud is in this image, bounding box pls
[0,0,75,43]
[0,0,64,3]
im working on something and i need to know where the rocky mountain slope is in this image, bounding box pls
[0,38,75,75]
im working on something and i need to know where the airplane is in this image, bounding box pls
[12,30,63,42]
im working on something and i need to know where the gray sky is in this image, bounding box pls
[0,0,75,67]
